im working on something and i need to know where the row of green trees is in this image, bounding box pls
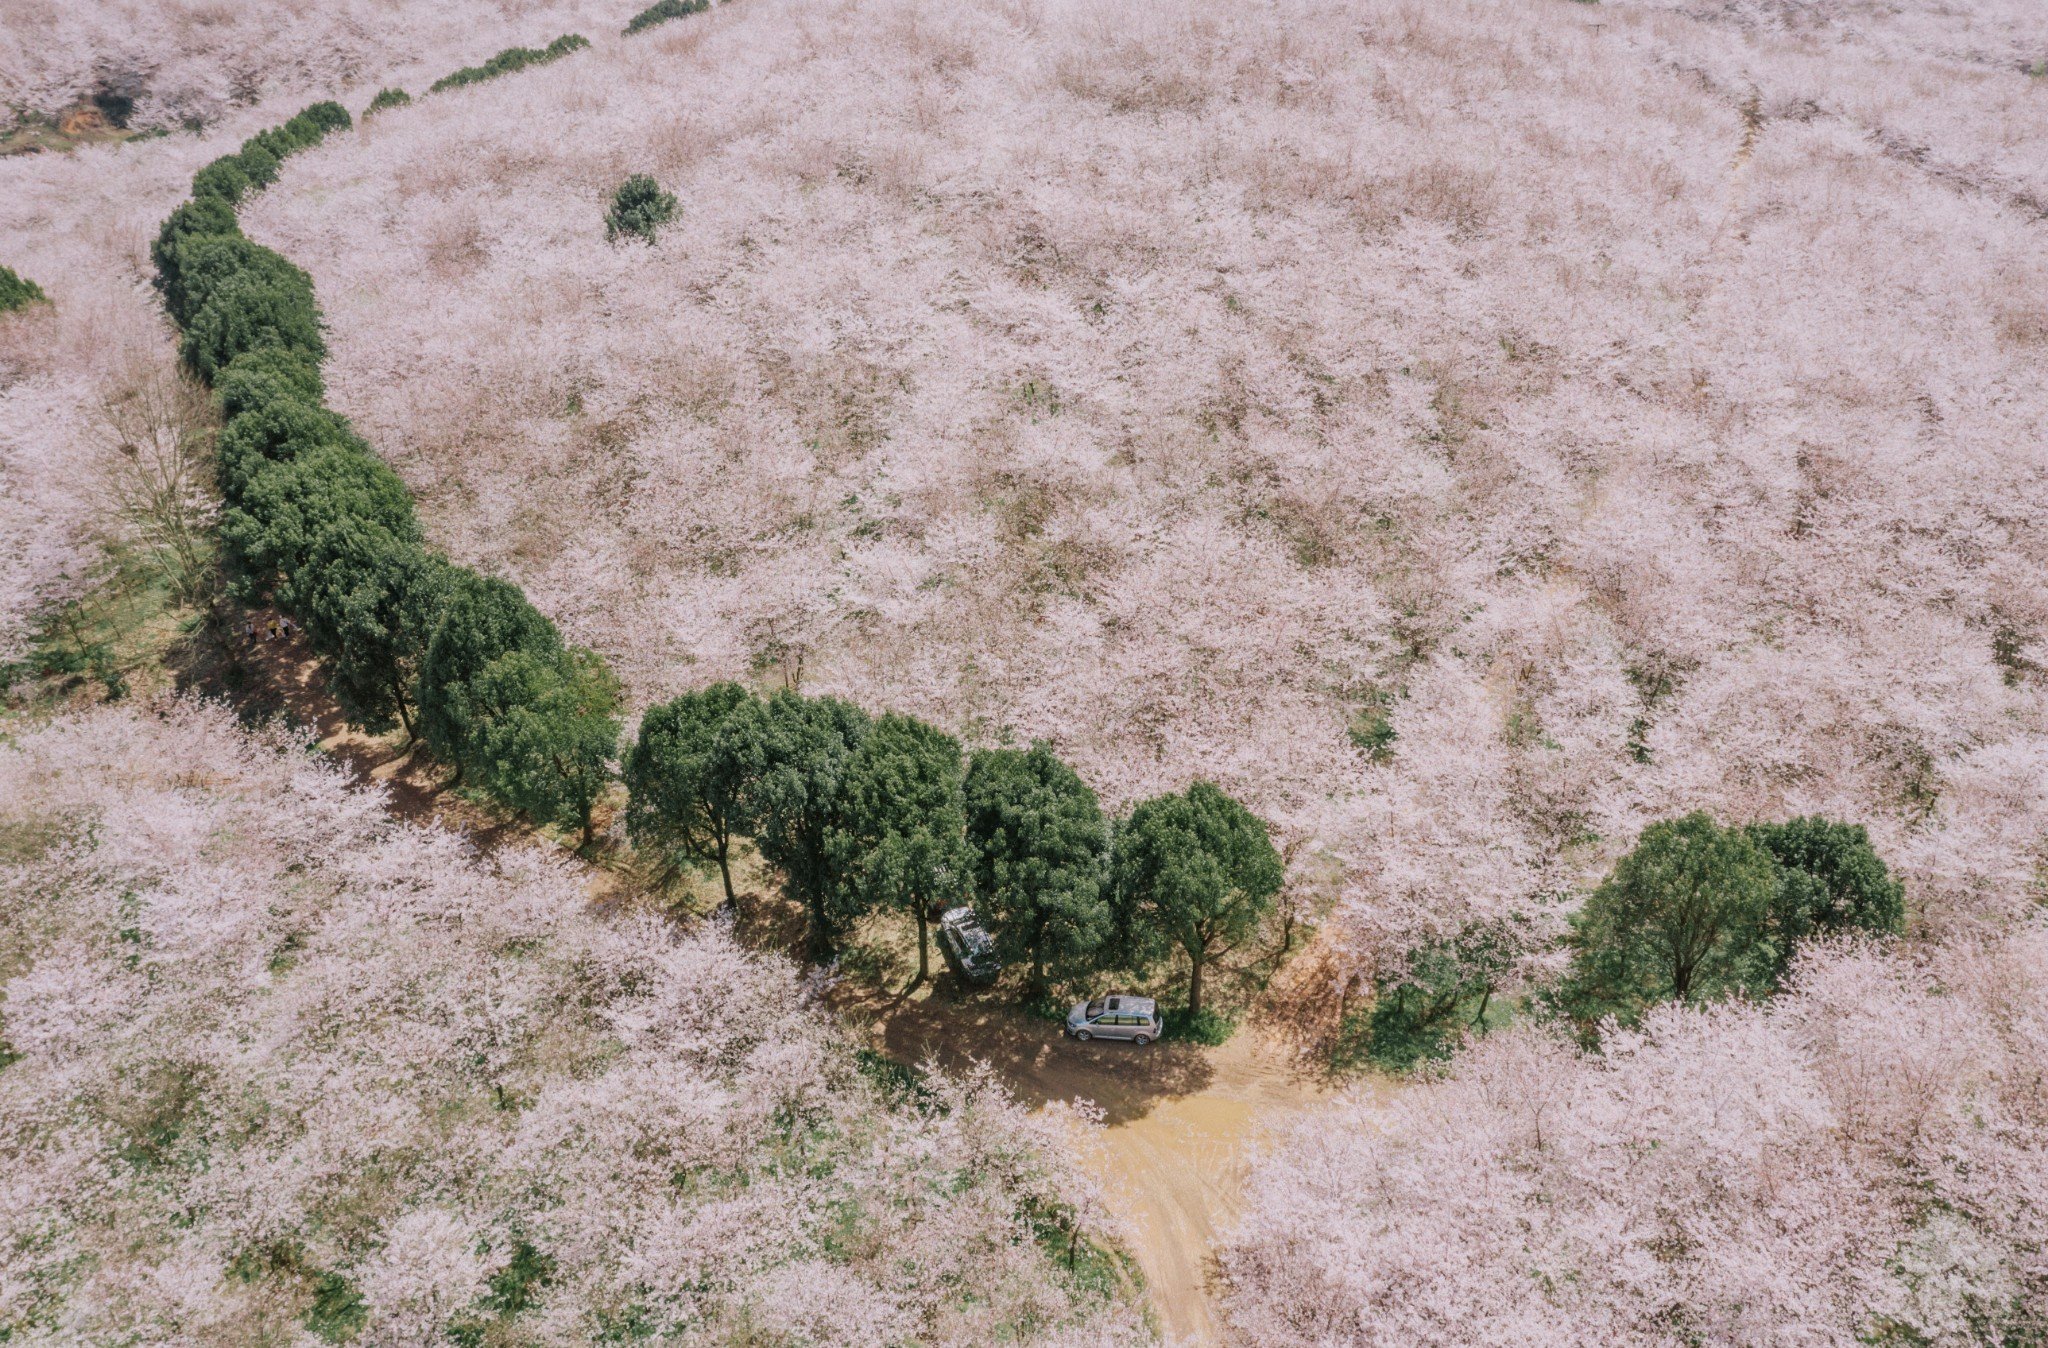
[625,0,712,35]
[153,102,630,854]
[428,34,590,93]
[1354,812,1905,1069]
[151,97,1285,1024]
[626,685,1283,1012]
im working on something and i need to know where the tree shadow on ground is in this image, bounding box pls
[172,608,532,854]
[825,972,1217,1125]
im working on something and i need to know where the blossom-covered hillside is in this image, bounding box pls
[1221,927,2048,1344]
[0,701,1144,1345]
[0,0,631,132]
[241,0,2048,977]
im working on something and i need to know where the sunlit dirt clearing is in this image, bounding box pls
[831,978,1338,1344]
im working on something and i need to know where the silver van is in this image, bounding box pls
[1065,995,1161,1045]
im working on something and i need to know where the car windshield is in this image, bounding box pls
[1085,1000,1105,1018]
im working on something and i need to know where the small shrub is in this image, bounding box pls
[364,88,411,117]
[606,174,677,244]
[625,0,710,34]
[1159,1004,1236,1045]
[0,265,47,312]
[1347,698,1397,763]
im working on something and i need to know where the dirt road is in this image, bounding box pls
[831,981,1330,1345]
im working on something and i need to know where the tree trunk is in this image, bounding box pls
[914,903,930,989]
[1471,986,1491,1029]
[807,893,835,963]
[1188,948,1206,1018]
[392,677,416,743]
[715,831,736,907]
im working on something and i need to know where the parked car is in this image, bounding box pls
[1065,994,1161,1045]
[936,905,1002,985]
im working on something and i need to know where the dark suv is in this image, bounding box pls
[937,905,1001,985]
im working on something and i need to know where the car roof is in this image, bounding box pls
[1105,995,1156,1014]
[940,906,977,924]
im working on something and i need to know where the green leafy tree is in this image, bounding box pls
[212,347,324,421]
[828,713,971,990]
[469,647,622,847]
[287,101,352,139]
[161,234,309,328]
[151,196,241,305]
[1112,782,1282,1017]
[720,690,871,959]
[1745,816,1904,985]
[625,0,709,34]
[219,444,415,588]
[232,142,282,193]
[364,88,411,116]
[605,174,677,245]
[416,572,562,782]
[191,153,255,206]
[623,682,754,904]
[279,520,450,740]
[1556,811,1780,1030]
[214,397,362,503]
[179,271,325,382]
[429,36,588,92]
[218,444,418,598]
[963,743,1111,1000]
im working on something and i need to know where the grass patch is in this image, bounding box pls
[854,1046,937,1110]
[1328,991,1516,1075]
[1159,1004,1236,1045]
[0,546,202,706]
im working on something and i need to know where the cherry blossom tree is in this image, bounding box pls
[0,700,1148,1345]
[1223,929,2048,1346]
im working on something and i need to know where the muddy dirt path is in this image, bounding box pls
[830,980,1331,1344]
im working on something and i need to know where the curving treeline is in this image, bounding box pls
[148,37,1286,1034]
[152,82,623,847]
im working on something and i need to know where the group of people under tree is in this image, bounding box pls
[625,683,1285,1016]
